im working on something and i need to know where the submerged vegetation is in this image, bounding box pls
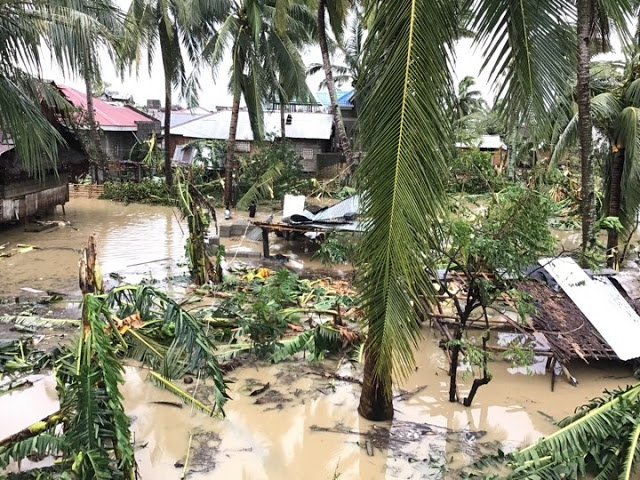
[4,0,640,477]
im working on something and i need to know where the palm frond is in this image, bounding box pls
[549,113,578,169]
[620,422,640,480]
[0,315,79,328]
[515,384,640,470]
[472,0,576,135]
[148,371,220,416]
[236,162,284,209]
[617,106,640,235]
[0,432,65,469]
[106,285,229,415]
[357,0,457,392]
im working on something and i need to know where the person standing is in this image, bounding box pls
[248,200,257,218]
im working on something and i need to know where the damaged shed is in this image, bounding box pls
[518,257,640,386]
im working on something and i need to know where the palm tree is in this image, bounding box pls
[50,0,124,184]
[454,76,487,120]
[307,7,363,89]
[317,0,354,166]
[355,0,576,420]
[207,0,315,206]
[0,0,119,178]
[576,0,632,258]
[123,0,228,187]
[553,54,640,267]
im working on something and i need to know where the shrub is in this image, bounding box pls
[101,179,176,205]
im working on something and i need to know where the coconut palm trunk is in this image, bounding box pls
[280,100,286,140]
[577,0,596,256]
[607,147,625,267]
[318,0,352,164]
[358,347,394,420]
[163,78,173,187]
[224,90,241,206]
[82,53,105,184]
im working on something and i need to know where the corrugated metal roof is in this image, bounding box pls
[313,196,360,222]
[58,84,156,130]
[540,257,640,361]
[314,90,355,108]
[171,111,334,141]
[455,135,506,151]
[168,112,210,128]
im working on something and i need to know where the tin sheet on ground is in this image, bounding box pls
[539,257,640,361]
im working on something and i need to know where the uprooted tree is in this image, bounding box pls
[176,168,221,285]
[430,186,555,406]
[0,237,229,477]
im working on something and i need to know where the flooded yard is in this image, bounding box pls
[0,198,637,479]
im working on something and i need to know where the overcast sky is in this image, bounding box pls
[39,4,627,110]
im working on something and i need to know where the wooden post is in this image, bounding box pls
[262,228,270,258]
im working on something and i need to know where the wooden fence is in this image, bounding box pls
[69,184,104,199]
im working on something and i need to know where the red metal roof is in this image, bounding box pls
[57,84,154,129]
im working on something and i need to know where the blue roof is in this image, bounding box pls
[314,89,355,108]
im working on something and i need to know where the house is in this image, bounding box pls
[149,106,212,129]
[56,84,160,163]
[170,110,335,174]
[0,140,70,224]
[455,135,507,167]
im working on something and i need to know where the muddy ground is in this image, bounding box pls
[0,198,637,479]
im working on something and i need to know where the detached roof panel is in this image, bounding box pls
[540,257,640,361]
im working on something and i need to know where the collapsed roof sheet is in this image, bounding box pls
[539,257,640,361]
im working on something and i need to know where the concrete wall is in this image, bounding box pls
[291,139,330,172]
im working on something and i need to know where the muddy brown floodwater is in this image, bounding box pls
[0,198,346,300]
[0,198,638,478]
[2,331,635,479]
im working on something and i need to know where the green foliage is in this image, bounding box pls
[465,384,640,479]
[0,338,59,374]
[313,232,358,265]
[270,323,356,363]
[175,170,217,285]
[238,142,311,205]
[57,296,136,479]
[210,269,358,359]
[444,186,556,277]
[101,179,176,205]
[448,149,505,194]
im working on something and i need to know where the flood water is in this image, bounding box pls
[2,335,635,479]
[0,198,342,299]
[0,198,638,478]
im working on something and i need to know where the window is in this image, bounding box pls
[235,141,250,153]
[302,148,314,160]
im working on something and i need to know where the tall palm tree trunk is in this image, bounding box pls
[606,148,624,267]
[280,100,286,140]
[318,0,353,165]
[224,90,241,206]
[82,53,105,184]
[577,0,595,257]
[358,345,394,420]
[164,79,173,187]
